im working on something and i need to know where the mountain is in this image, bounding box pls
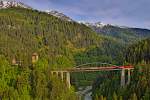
[0,0,31,9]
[0,7,98,66]
[0,7,128,67]
[0,0,73,22]
[0,1,149,67]
[80,22,150,43]
[45,10,74,22]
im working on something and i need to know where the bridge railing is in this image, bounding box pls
[50,62,134,72]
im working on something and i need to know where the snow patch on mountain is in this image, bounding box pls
[45,10,74,22]
[0,0,31,9]
[79,21,108,28]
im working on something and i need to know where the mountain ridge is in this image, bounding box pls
[80,21,150,42]
[1,0,150,32]
[45,10,74,22]
[0,0,31,9]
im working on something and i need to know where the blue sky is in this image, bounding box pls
[16,0,150,29]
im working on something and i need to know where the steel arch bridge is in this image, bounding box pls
[51,62,134,88]
[75,62,118,68]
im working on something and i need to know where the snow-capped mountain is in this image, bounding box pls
[79,21,131,29]
[80,21,150,41]
[94,22,107,28]
[45,10,74,22]
[0,0,73,22]
[79,21,108,28]
[0,0,31,9]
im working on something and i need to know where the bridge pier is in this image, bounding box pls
[121,69,131,87]
[51,71,71,89]
[121,69,125,87]
[127,69,131,85]
[51,71,58,76]
[56,72,59,76]
[66,72,71,89]
[60,71,64,81]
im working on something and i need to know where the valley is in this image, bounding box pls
[0,1,150,100]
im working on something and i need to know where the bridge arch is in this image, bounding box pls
[75,62,119,68]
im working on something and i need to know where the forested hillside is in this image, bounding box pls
[92,38,150,100]
[126,38,150,64]
[0,7,126,68]
[0,7,81,99]
[0,54,78,99]
[0,7,150,100]
[0,7,127,99]
[0,7,97,67]
[90,24,150,43]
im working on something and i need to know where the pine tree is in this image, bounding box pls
[143,87,150,100]
[131,93,138,100]
[113,92,118,100]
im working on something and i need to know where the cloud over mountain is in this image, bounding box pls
[16,0,150,29]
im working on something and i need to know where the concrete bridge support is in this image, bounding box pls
[51,71,58,76]
[51,71,71,89]
[121,69,125,87]
[127,69,131,85]
[51,67,133,89]
[121,69,131,87]
[66,72,71,89]
[60,71,64,81]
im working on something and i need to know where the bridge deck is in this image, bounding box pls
[51,66,134,72]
